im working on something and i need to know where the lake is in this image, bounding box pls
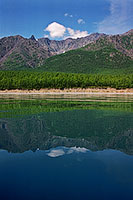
[0,94,133,200]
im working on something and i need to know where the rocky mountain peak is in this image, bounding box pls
[30,35,36,41]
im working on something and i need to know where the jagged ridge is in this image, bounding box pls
[0,29,132,72]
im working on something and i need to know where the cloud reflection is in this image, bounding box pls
[47,147,88,158]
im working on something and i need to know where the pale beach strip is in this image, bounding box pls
[0,88,133,95]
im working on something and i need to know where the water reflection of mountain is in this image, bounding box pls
[0,109,132,155]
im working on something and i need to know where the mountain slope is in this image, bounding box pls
[84,29,133,58]
[0,35,51,69]
[41,30,133,74]
[0,30,132,73]
[0,33,103,69]
[38,33,104,54]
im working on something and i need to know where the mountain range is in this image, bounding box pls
[0,29,133,73]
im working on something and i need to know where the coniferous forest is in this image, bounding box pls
[0,71,132,90]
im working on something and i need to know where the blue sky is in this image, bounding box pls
[0,0,133,39]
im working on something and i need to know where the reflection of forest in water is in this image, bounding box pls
[0,103,133,155]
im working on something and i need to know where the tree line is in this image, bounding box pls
[0,71,132,90]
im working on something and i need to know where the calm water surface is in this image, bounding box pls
[0,94,133,200]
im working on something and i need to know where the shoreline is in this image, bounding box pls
[0,88,133,95]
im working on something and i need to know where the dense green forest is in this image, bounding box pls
[0,71,133,90]
[40,48,133,74]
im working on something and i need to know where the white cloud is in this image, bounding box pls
[44,22,89,39]
[98,0,133,34]
[66,28,88,39]
[45,22,66,38]
[64,13,73,18]
[78,19,85,25]
[64,13,68,17]
[47,149,65,158]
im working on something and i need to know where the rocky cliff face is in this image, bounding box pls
[85,29,133,58]
[38,33,104,54]
[0,35,52,69]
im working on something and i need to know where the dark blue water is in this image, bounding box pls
[0,97,133,200]
[0,148,133,200]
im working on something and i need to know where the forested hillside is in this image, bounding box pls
[40,30,133,74]
[41,47,133,74]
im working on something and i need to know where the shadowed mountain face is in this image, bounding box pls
[0,100,132,155]
[0,35,52,69]
[0,30,132,71]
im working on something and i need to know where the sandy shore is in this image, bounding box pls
[0,88,133,94]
